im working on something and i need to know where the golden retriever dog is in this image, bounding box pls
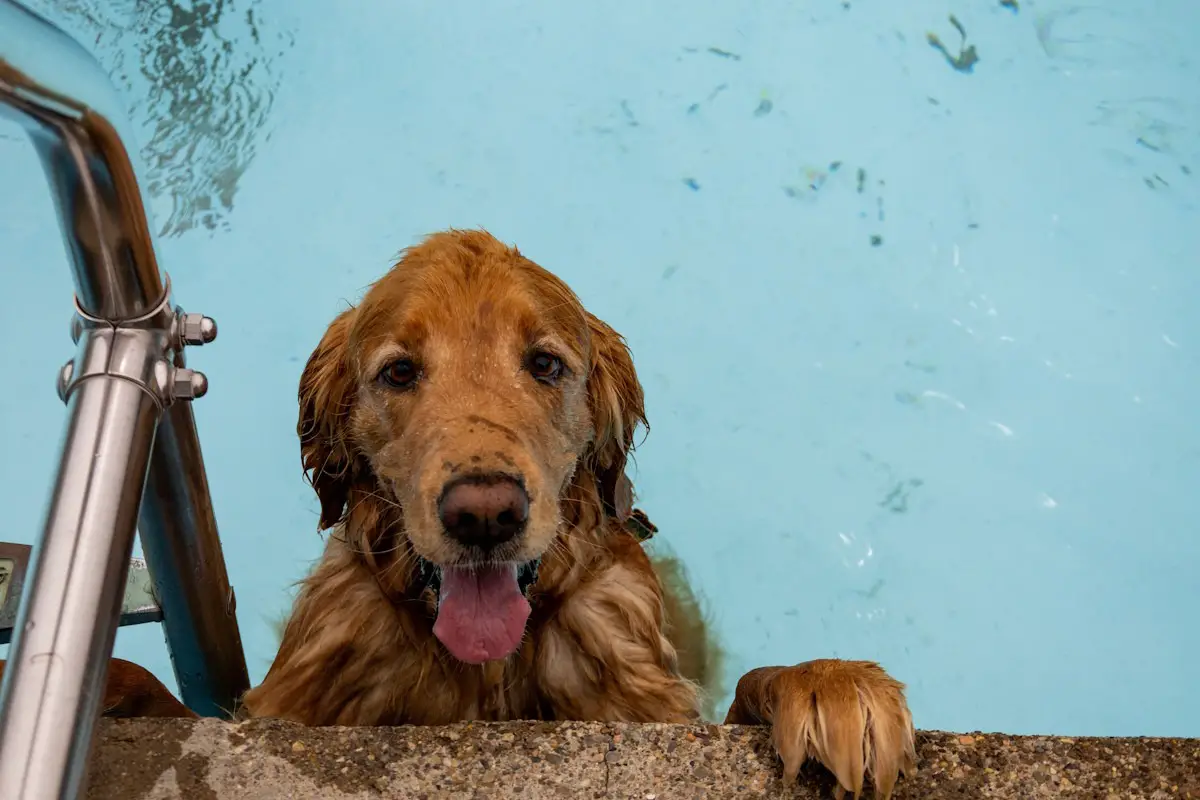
[242,229,916,796]
[0,229,916,797]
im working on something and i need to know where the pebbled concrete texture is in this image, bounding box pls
[87,718,1200,799]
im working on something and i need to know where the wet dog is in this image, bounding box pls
[242,229,916,797]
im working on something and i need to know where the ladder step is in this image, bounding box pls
[0,542,162,646]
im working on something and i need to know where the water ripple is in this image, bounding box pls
[26,0,294,237]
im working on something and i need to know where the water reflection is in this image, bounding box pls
[23,0,293,237]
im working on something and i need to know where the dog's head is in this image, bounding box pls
[298,229,645,663]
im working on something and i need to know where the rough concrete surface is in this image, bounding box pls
[87,717,1200,799]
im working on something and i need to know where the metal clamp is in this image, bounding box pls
[57,281,217,408]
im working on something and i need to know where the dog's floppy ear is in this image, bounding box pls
[298,307,359,531]
[584,312,647,521]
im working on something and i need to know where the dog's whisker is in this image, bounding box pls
[355,488,405,511]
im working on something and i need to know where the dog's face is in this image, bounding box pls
[298,230,644,663]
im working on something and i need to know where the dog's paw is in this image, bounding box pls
[728,660,915,799]
[103,658,197,719]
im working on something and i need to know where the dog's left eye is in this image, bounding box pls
[379,358,420,389]
[526,351,564,383]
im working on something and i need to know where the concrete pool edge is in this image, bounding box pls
[86,717,1200,798]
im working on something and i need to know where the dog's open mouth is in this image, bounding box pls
[416,558,540,665]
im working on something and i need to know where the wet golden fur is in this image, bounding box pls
[14,229,915,797]
[267,542,728,720]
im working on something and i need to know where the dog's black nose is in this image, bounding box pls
[438,474,529,550]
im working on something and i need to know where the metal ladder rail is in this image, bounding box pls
[0,2,250,797]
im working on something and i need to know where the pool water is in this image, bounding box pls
[1,0,1197,737]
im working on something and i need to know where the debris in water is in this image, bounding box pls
[619,100,638,127]
[707,47,741,60]
[927,15,979,73]
[879,478,923,513]
[683,178,701,191]
[807,166,830,191]
[687,84,728,115]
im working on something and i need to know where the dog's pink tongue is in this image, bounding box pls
[433,565,531,664]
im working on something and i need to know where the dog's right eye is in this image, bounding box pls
[379,358,420,390]
[526,351,564,384]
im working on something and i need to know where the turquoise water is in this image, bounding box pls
[1,0,1197,737]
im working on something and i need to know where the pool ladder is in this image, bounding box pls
[0,2,250,797]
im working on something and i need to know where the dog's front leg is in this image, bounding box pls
[725,659,916,799]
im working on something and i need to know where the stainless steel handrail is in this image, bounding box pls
[0,2,249,797]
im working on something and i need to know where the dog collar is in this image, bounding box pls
[625,508,657,542]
